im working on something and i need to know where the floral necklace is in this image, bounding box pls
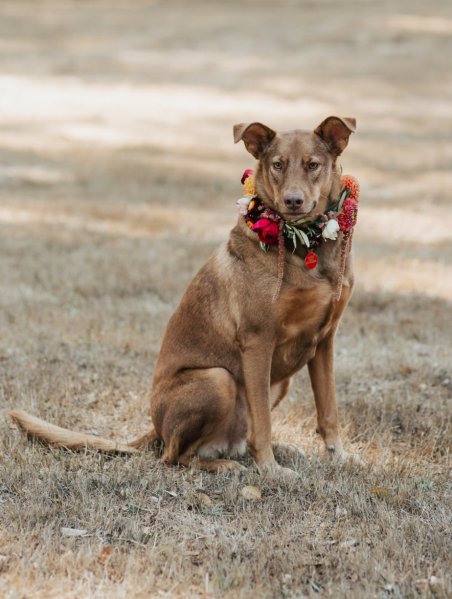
[237,169,360,302]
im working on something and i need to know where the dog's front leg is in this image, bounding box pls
[242,340,297,478]
[308,334,345,458]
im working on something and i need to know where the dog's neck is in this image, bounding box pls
[237,169,359,300]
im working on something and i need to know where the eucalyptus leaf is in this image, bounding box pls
[294,228,309,248]
[292,217,311,226]
[298,228,310,247]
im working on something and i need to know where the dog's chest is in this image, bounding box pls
[271,282,348,380]
[275,282,334,343]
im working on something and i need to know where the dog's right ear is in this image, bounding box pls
[314,116,356,155]
[233,122,276,159]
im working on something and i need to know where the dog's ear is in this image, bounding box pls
[233,122,276,159]
[314,116,356,155]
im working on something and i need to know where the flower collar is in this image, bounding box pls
[237,169,360,301]
[237,170,359,265]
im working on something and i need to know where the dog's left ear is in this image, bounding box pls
[314,116,356,155]
[233,122,276,158]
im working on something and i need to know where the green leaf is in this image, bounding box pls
[259,242,269,252]
[292,216,311,226]
[294,227,310,248]
[338,189,351,212]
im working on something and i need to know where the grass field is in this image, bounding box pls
[0,1,451,597]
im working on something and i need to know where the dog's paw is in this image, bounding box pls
[342,451,366,467]
[216,460,247,474]
[258,462,299,481]
[324,446,365,467]
[276,465,299,481]
[272,441,306,461]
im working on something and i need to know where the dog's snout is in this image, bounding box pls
[284,194,304,211]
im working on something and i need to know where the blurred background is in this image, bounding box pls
[0,0,451,446]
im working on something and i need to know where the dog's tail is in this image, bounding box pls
[7,409,157,454]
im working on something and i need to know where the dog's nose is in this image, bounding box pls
[284,194,304,211]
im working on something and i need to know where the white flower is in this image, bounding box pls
[322,218,340,240]
[237,197,250,215]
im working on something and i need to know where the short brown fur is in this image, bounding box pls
[9,116,357,478]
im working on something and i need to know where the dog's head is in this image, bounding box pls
[234,116,356,220]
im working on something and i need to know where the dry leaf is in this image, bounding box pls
[415,579,428,592]
[98,546,113,565]
[240,485,262,500]
[399,365,416,375]
[195,491,213,507]
[370,486,390,497]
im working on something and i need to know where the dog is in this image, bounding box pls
[9,116,357,478]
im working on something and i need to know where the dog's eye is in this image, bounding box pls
[273,161,282,170]
[308,161,319,171]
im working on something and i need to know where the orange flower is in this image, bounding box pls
[341,174,360,202]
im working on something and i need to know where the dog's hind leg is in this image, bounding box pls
[154,367,246,472]
[128,427,160,450]
[177,454,245,474]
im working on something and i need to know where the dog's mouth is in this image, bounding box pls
[283,211,305,220]
[283,204,318,221]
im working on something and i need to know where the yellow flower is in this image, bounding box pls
[243,175,256,197]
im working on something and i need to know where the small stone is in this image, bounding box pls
[240,485,262,500]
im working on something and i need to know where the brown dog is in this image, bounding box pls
[9,116,357,478]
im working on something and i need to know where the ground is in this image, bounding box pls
[0,1,451,597]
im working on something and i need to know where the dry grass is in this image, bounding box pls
[1,1,451,597]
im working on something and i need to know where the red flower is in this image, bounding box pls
[241,169,254,185]
[252,218,280,245]
[338,198,358,232]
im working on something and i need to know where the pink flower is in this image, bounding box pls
[252,218,279,245]
[338,198,358,232]
[241,169,254,185]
